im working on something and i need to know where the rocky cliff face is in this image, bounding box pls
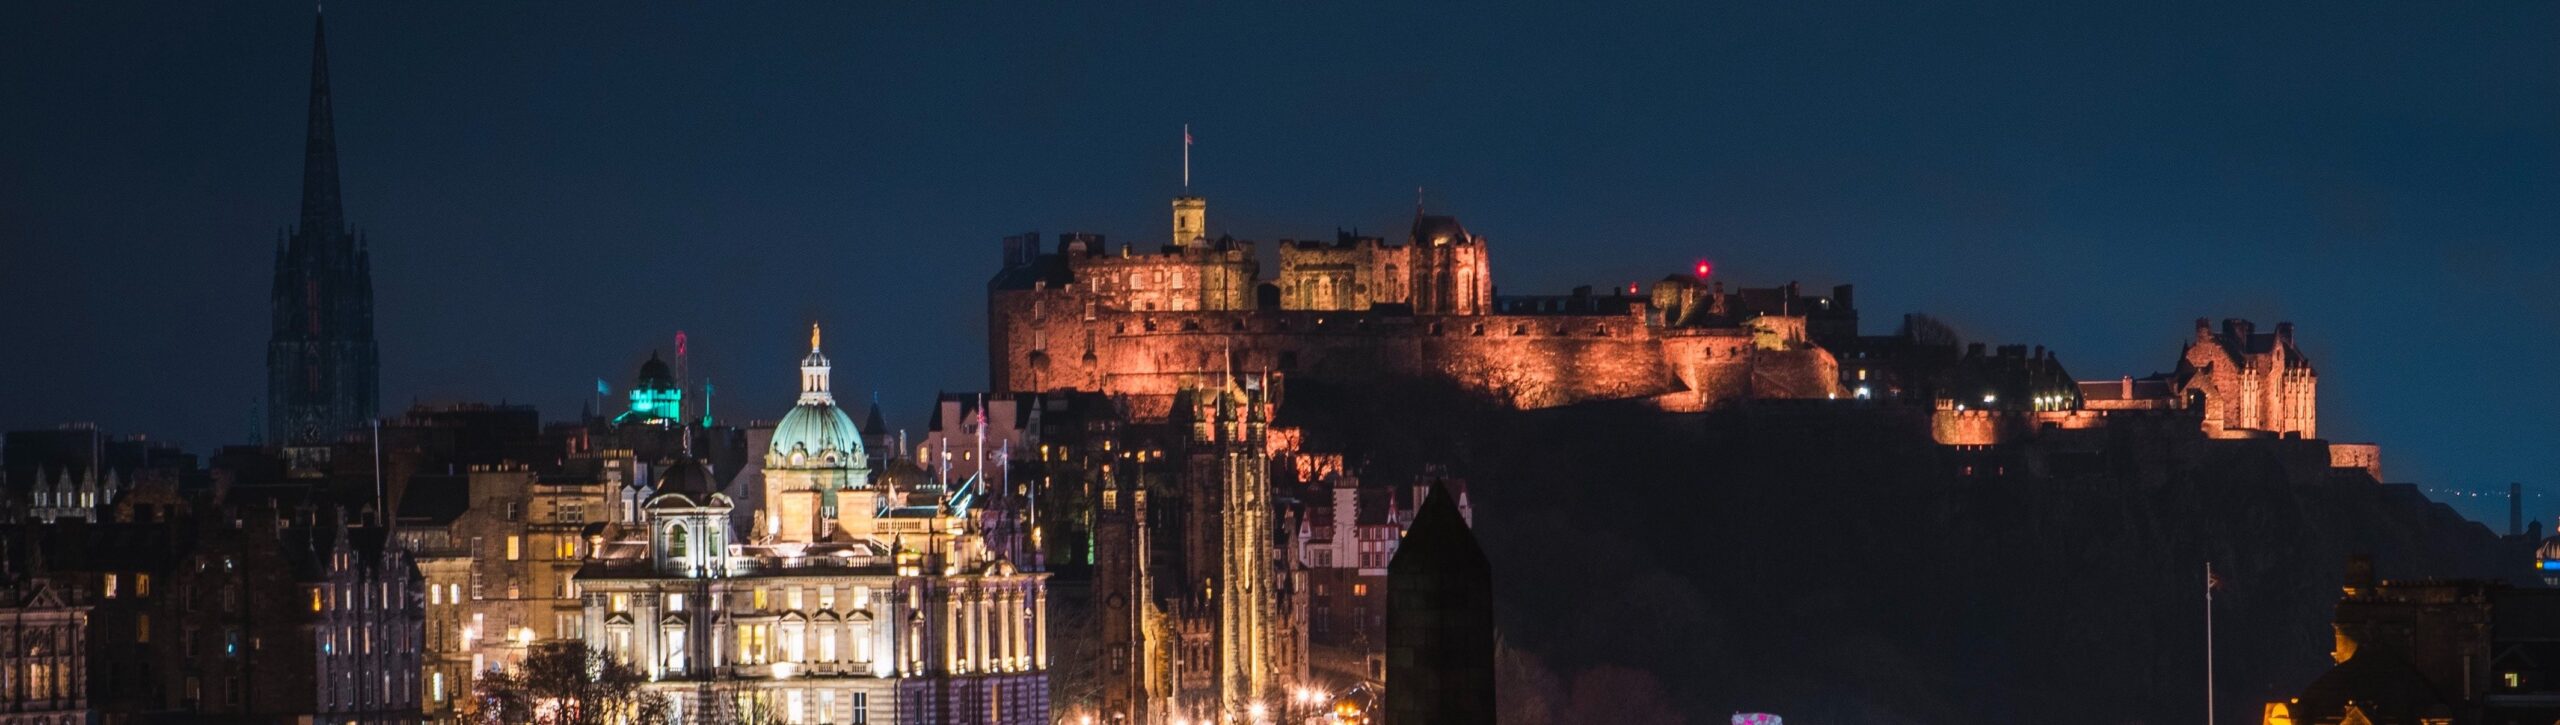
[1283,379,2534,724]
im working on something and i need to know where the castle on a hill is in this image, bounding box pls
[988,193,1846,418]
[986,187,2360,471]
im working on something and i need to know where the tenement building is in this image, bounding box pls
[575,326,1051,724]
[395,455,633,718]
[0,574,89,724]
[987,192,1846,418]
[4,505,422,724]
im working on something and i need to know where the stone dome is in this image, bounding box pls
[636,352,675,390]
[1412,214,1470,247]
[655,457,718,497]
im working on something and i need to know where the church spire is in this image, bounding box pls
[299,12,344,237]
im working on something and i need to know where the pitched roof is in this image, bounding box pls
[2289,650,2452,724]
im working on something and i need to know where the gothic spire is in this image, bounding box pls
[299,12,344,237]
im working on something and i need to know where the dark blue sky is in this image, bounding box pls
[3,2,2553,524]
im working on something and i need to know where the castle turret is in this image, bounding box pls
[1173,195,1207,248]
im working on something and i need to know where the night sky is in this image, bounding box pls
[3,2,2553,525]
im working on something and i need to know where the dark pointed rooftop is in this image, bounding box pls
[299,12,343,237]
[863,397,889,436]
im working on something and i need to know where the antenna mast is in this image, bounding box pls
[674,330,691,427]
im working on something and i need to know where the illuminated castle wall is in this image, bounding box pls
[988,194,1842,418]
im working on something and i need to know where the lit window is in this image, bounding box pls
[612,593,630,613]
[310,587,325,612]
[506,536,522,561]
[754,588,769,610]
[430,585,442,605]
[136,573,150,597]
[1352,584,1367,597]
[669,593,686,612]
[2508,672,2523,688]
[136,613,151,643]
[103,573,118,599]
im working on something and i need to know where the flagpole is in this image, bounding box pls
[2206,561,2216,725]
[1182,124,1191,189]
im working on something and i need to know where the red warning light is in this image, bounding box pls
[1694,261,1713,278]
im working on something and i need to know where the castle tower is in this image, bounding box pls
[1173,195,1207,249]
[1407,210,1492,315]
[266,11,380,446]
[761,323,872,543]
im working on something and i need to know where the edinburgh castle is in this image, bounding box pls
[989,193,1847,419]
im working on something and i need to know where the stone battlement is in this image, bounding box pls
[987,196,1844,418]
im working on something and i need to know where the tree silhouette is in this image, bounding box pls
[473,641,671,725]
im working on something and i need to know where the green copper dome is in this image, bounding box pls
[772,398,862,468]
[768,322,865,469]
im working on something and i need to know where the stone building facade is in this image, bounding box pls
[2178,318,2318,440]
[1068,376,1310,724]
[7,505,421,724]
[0,578,88,725]
[575,327,1050,724]
[987,193,1843,419]
[395,458,628,718]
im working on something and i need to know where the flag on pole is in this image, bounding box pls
[596,378,610,395]
[2207,563,2223,591]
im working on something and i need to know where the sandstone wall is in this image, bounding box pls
[995,290,1844,420]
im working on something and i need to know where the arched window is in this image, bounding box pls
[669,524,690,559]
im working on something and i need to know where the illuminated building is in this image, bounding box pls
[616,352,688,426]
[2078,318,2320,440]
[265,11,380,453]
[988,189,1846,419]
[575,325,1050,724]
[1189,373,1284,717]
[1,425,196,525]
[394,456,634,719]
[0,575,89,723]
